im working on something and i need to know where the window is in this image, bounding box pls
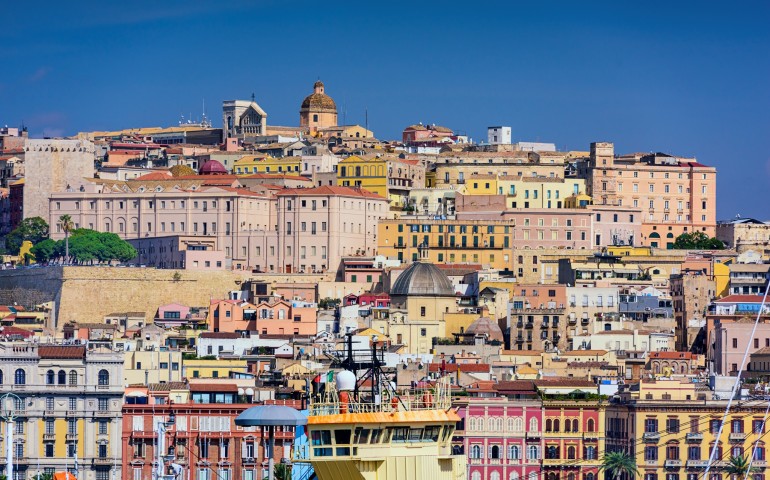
[99,420,108,435]
[420,306,426,317]
[69,370,78,386]
[14,369,25,385]
[46,369,55,385]
[98,369,109,386]
[98,398,109,411]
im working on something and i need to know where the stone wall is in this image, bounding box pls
[0,266,251,327]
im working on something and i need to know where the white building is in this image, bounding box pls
[487,126,512,145]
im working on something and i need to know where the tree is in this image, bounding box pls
[672,231,725,250]
[725,455,759,480]
[5,217,49,254]
[30,239,57,264]
[32,473,54,480]
[59,214,74,264]
[599,451,638,480]
[273,464,291,480]
[65,229,137,265]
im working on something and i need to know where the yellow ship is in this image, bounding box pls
[298,339,467,480]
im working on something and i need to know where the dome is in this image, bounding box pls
[301,80,337,111]
[301,93,337,110]
[391,262,455,297]
[199,159,227,175]
[465,317,504,343]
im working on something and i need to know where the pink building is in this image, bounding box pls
[710,295,770,374]
[208,298,318,335]
[155,303,193,327]
[250,186,388,274]
[209,300,258,333]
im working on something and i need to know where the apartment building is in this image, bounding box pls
[576,142,717,245]
[0,342,124,480]
[606,378,767,480]
[336,155,426,207]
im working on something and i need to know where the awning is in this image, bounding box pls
[125,391,147,398]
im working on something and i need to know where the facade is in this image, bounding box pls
[336,155,426,207]
[128,235,226,270]
[728,263,770,295]
[717,218,770,256]
[223,99,268,139]
[122,384,293,480]
[487,126,512,145]
[576,142,718,246]
[208,298,317,335]
[250,186,388,274]
[24,139,96,223]
[670,270,715,352]
[0,342,124,480]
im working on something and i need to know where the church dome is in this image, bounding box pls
[465,317,504,343]
[301,80,337,111]
[199,160,228,175]
[391,262,455,297]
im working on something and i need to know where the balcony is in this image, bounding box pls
[66,433,78,442]
[94,457,114,465]
[542,459,563,466]
[583,432,601,440]
[43,433,56,442]
[525,322,534,329]
[686,432,703,442]
[754,460,768,468]
[686,460,708,468]
[242,458,257,465]
[66,410,78,417]
[729,432,748,441]
[94,410,112,417]
[541,323,549,329]
[664,459,683,468]
[643,432,661,442]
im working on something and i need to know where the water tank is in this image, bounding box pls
[336,370,356,391]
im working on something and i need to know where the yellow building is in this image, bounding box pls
[124,349,184,385]
[606,378,768,480]
[337,155,426,207]
[462,173,589,209]
[182,358,248,379]
[233,155,301,175]
[378,218,513,268]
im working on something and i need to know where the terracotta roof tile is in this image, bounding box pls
[38,346,86,359]
[276,185,386,200]
[189,383,238,393]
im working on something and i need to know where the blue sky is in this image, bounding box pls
[2,1,768,219]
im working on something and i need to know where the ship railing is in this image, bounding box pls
[309,396,451,416]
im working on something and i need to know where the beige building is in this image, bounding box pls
[717,217,770,256]
[124,348,183,385]
[0,342,124,480]
[577,142,717,246]
[670,270,715,351]
[250,185,389,274]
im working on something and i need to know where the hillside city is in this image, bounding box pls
[1,80,769,480]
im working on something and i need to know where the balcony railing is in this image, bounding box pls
[643,432,661,442]
[664,459,683,468]
[686,432,704,442]
[729,432,748,441]
[686,460,708,468]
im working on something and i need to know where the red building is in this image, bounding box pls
[122,383,295,480]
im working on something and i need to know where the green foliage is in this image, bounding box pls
[172,271,182,282]
[600,451,639,480]
[6,217,49,254]
[318,297,341,309]
[672,231,725,250]
[725,455,759,479]
[32,473,54,480]
[273,464,291,480]
[170,164,196,176]
[30,239,57,264]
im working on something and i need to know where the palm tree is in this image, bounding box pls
[59,214,73,264]
[599,451,638,480]
[273,463,291,480]
[725,455,759,480]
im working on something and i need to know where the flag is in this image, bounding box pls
[326,371,334,383]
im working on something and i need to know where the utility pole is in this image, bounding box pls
[1,393,22,480]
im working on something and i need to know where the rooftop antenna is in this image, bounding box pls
[251,92,256,102]
[365,107,368,136]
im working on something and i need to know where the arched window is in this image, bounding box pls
[46,370,55,385]
[491,472,501,480]
[587,419,595,432]
[510,472,520,480]
[586,473,595,480]
[471,472,482,480]
[514,417,524,432]
[567,446,576,459]
[529,473,538,480]
[491,445,501,459]
[565,419,572,432]
[509,445,520,460]
[546,419,553,432]
[14,368,25,385]
[553,419,560,432]
[568,474,575,480]
[529,417,538,432]
[58,370,66,385]
[585,446,597,460]
[0,370,3,384]
[471,445,482,459]
[98,369,109,386]
[496,418,503,431]
[546,445,559,459]
[507,418,515,431]
[68,370,78,386]
[572,419,579,432]
[547,473,558,480]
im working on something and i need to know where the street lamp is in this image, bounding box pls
[0,393,22,480]
[154,412,176,480]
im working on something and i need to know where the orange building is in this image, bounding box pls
[578,142,717,248]
[208,299,317,335]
